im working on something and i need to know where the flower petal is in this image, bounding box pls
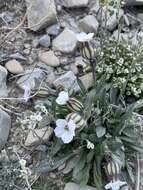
[54,119,67,137]
[105,180,127,190]
[56,91,69,105]
[76,32,94,42]
[68,119,76,136]
[61,131,74,144]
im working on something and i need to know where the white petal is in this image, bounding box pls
[54,119,67,137]
[68,119,76,136]
[61,131,74,144]
[56,91,69,105]
[76,32,94,42]
[105,181,127,190]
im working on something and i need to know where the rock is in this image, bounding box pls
[25,127,53,146]
[0,109,11,150]
[106,8,124,31]
[0,66,8,97]
[62,0,89,8]
[70,63,78,75]
[53,71,80,92]
[64,183,97,190]
[80,73,93,90]
[9,53,27,61]
[52,28,78,54]
[79,15,99,33]
[39,35,51,48]
[39,51,60,67]
[17,68,45,90]
[90,0,100,14]
[137,13,143,21]
[26,0,57,31]
[46,24,61,36]
[125,0,143,6]
[5,59,24,74]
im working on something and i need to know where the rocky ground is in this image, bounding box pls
[0,0,143,189]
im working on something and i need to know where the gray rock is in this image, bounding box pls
[0,66,8,97]
[79,15,99,33]
[80,73,93,90]
[0,109,11,150]
[52,28,78,54]
[39,50,60,67]
[39,35,51,48]
[53,71,80,92]
[46,24,61,36]
[90,0,100,14]
[125,0,143,6]
[106,8,124,31]
[9,53,27,61]
[26,0,57,31]
[5,59,24,74]
[17,68,45,90]
[64,183,97,190]
[62,0,89,8]
[25,127,53,146]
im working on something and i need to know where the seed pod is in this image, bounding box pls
[105,160,121,180]
[56,84,65,92]
[80,42,95,61]
[67,98,84,112]
[32,88,49,98]
[66,113,86,129]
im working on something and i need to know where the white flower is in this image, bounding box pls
[36,113,43,122]
[76,32,94,42]
[23,82,31,102]
[56,91,69,105]
[54,119,76,143]
[19,159,26,169]
[105,180,127,190]
[86,140,95,149]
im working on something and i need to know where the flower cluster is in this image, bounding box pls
[96,40,143,97]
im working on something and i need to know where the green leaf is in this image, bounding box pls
[34,153,74,173]
[77,78,87,95]
[72,151,87,180]
[87,150,95,163]
[80,164,91,186]
[126,161,135,183]
[93,160,102,189]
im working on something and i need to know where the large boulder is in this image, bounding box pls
[0,109,11,150]
[26,0,57,31]
[0,66,8,97]
[62,0,89,8]
[52,28,78,54]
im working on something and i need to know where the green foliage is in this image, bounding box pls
[96,40,143,98]
[34,77,143,188]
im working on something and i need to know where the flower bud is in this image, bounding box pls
[67,98,84,112]
[66,112,86,129]
[104,160,121,180]
[80,42,95,61]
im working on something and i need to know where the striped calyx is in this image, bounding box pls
[105,161,121,180]
[67,98,84,112]
[33,88,49,98]
[66,113,86,129]
[80,41,95,61]
[56,84,65,92]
